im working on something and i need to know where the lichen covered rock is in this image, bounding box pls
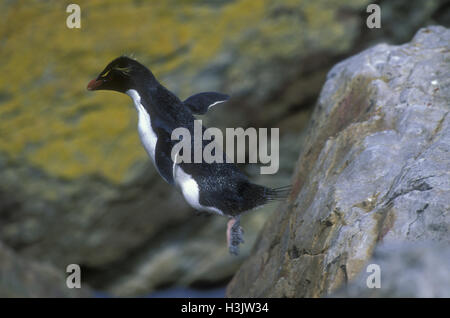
[0,0,446,296]
[0,0,372,295]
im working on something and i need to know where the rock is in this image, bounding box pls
[0,241,90,297]
[355,0,450,48]
[0,0,369,295]
[0,0,447,296]
[227,26,450,297]
[331,242,450,297]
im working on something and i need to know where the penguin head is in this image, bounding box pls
[87,56,154,93]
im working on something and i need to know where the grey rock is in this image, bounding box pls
[0,241,90,297]
[227,26,450,298]
[331,242,450,297]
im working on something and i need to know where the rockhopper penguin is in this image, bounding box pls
[87,56,290,255]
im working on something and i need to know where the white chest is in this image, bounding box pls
[172,155,223,215]
[126,89,158,163]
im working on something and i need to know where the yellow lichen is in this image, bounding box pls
[0,0,367,183]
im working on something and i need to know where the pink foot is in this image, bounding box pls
[227,218,236,247]
[226,217,244,255]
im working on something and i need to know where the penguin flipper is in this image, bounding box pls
[154,127,175,185]
[183,92,229,115]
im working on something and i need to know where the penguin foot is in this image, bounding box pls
[227,216,244,255]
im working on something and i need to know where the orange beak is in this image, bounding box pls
[87,79,103,90]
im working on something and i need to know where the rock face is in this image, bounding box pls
[0,242,90,297]
[0,0,447,296]
[227,26,450,297]
[331,242,450,297]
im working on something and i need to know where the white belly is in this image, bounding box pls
[127,89,222,215]
[173,156,223,215]
[137,110,157,162]
[127,89,157,163]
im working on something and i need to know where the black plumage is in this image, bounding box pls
[87,56,290,254]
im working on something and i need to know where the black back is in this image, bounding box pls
[90,56,264,214]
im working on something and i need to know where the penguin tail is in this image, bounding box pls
[239,183,291,212]
[264,185,292,202]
